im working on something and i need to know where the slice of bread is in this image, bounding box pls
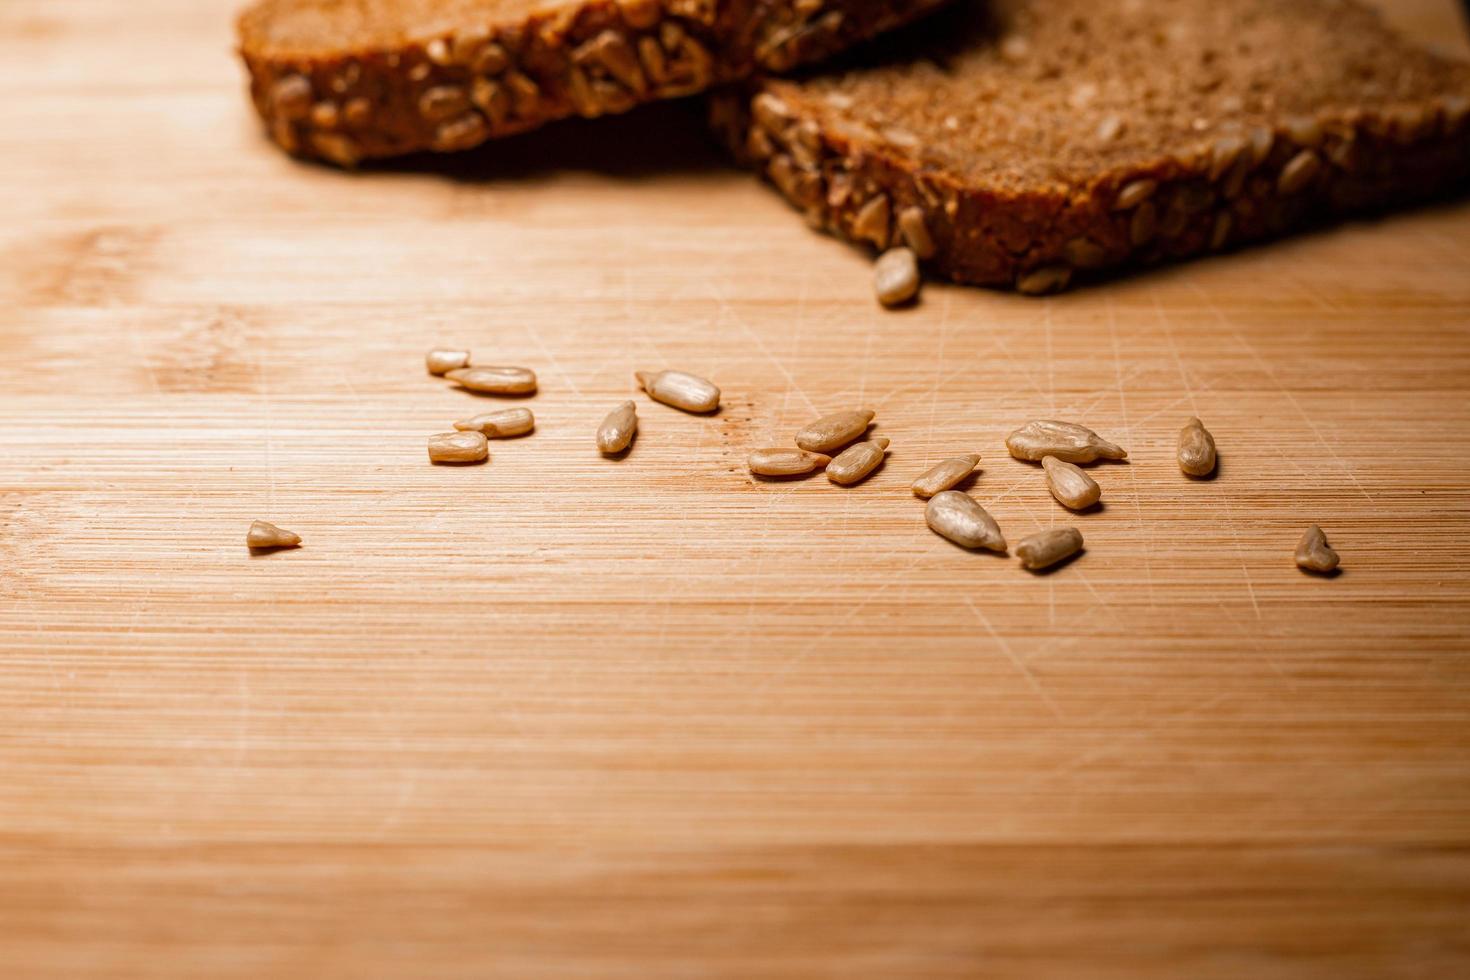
[239,0,950,164]
[711,0,1470,293]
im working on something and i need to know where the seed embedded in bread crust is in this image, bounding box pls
[454,408,535,438]
[925,491,1007,552]
[426,349,471,375]
[1016,265,1072,295]
[1277,149,1323,195]
[1041,456,1101,510]
[1015,527,1084,570]
[247,520,301,550]
[1130,201,1158,246]
[1113,179,1158,211]
[874,247,920,307]
[418,85,470,121]
[897,206,936,259]
[445,365,538,395]
[271,75,313,119]
[597,400,638,454]
[1295,524,1340,573]
[1006,420,1127,463]
[1177,417,1218,476]
[749,448,831,476]
[795,409,875,453]
[827,437,889,485]
[428,430,489,463]
[635,370,720,413]
[853,194,892,248]
[911,454,980,498]
[1210,212,1233,250]
[1209,135,1248,181]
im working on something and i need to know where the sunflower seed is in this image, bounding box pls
[1210,212,1233,250]
[445,366,537,395]
[429,113,488,151]
[635,369,720,413]
[343,97,372,127]
[1112,179,1157,211]
[1247,125,1274,167]
[310,101,340,129]
[911,454,980,498]
[1041,456,1101,510]
[1017,265,1072,295]
[748,448,831,476]
[1209,135,1247,181]
[638,36,666,82]
[597,400,638,453]
[271,75,313,119]
[1277,150,1322,196]
[428,431,489,463]
[1177,417,1217,476]
[1015,527,1083,570]
[418,85,470,122]
[310,132,360,167]
[471,41,510,74]
[1285,115,1324,147]
[795,408,874,453]
[897,206,937,259]
[1063,238,1108,269]
[454,407,534,438]
[246,520,301,549]
[426,348,471,375]
[1130,200,1157,246]
[925,491,1007,552]
[853,194,892,249]
[874,247,920,307]
[1295,525,1340,573]
[1006,420,1128,463]
[827,437,890,485]
[752,92,793,133]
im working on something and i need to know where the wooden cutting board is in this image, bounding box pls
[3,0,1470,975]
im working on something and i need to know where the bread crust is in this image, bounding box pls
[710,0,1470,293]
[238,0,950,164]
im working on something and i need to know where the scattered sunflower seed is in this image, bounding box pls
[748,448,831,476]
[1041,456,1101,510]
[827,437,890,485]
[453,407,534,437]
[445,365,538,395]
[428,430,489,464]
[911,454,981,498]
[426,348,470,375]
[1178,417,1218,476]
[1015,527,1083,570]
[925,491,1007,552]
[874,247,920,307]
[597,400,638,454]
[1295,525,1340,573]
[1006,420,1128,463]
[246,520,301,549]
[795,408,875,453]
[635,369,720,413]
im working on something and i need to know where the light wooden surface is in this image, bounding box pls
[4,1,1470,976]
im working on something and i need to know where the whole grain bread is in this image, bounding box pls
[711,0,1470,293]
[239,0,950,164]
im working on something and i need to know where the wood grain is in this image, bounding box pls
[3,1,1470,976]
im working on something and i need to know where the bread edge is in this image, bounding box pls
[710,81,1470,293]
[238,0,951,165]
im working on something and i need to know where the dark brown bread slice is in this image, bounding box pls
[238,0,950,164]
[711,0,1470,293]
